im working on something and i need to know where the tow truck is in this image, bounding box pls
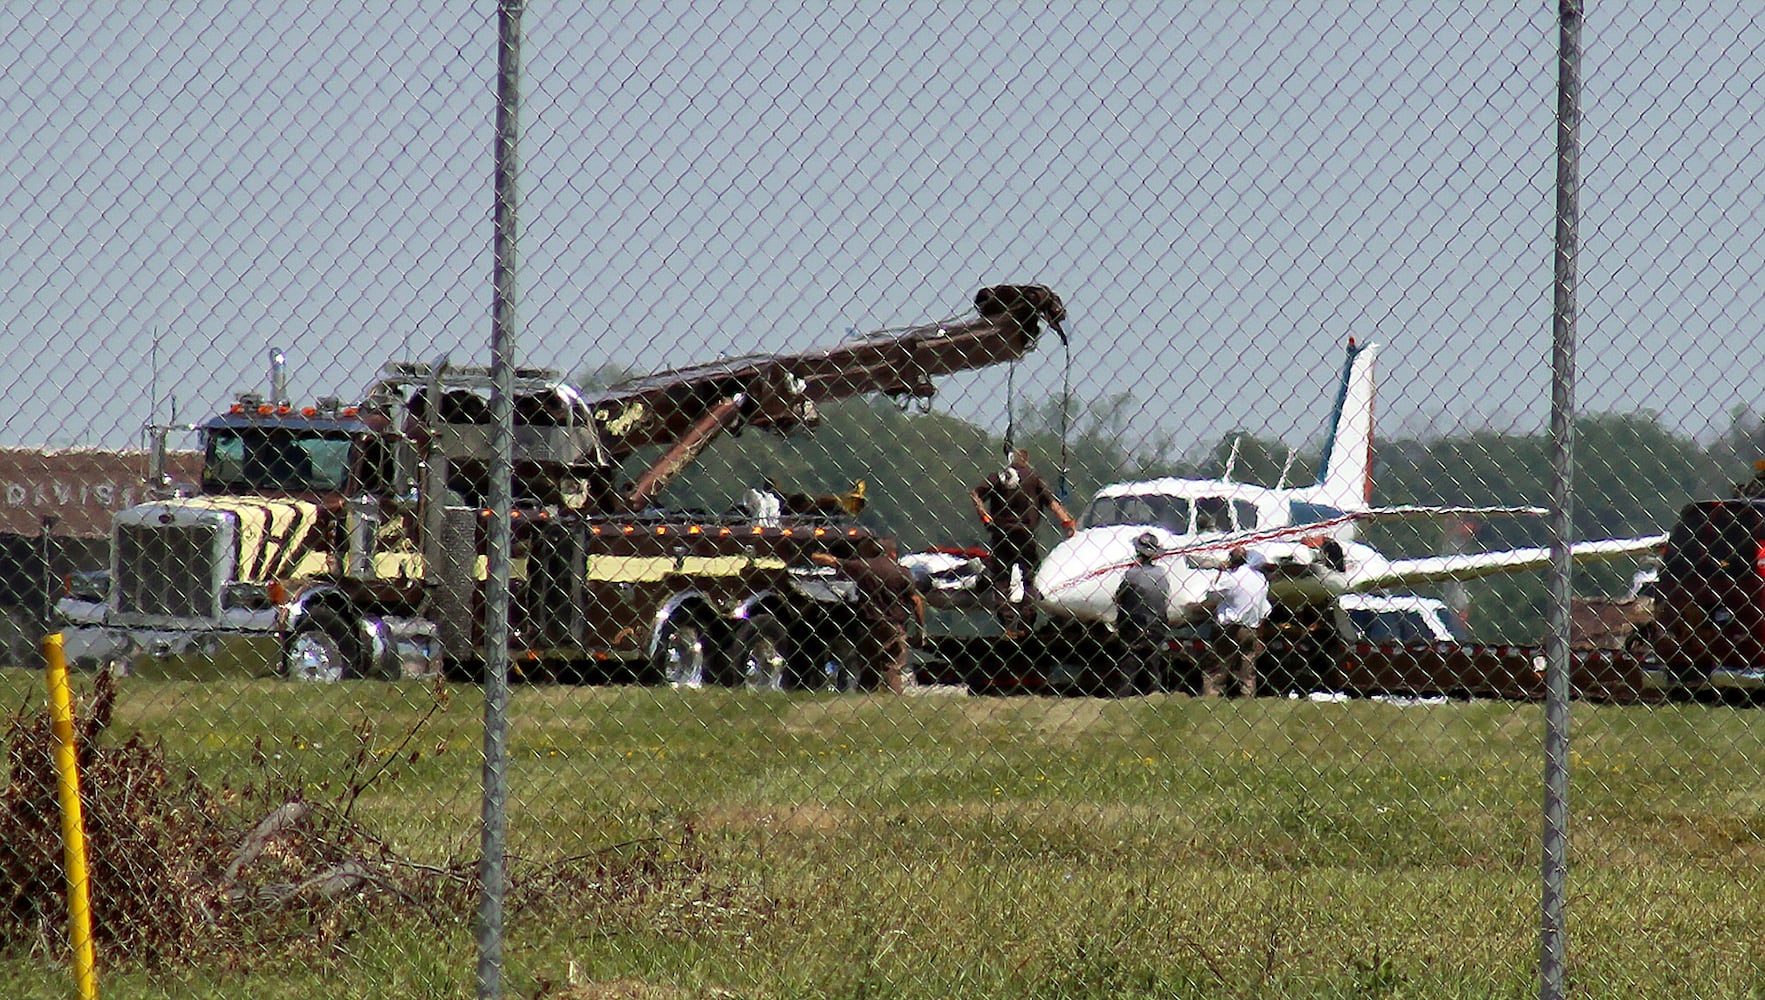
[59,284,1066,687]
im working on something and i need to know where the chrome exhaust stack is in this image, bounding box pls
[269,347,289,407]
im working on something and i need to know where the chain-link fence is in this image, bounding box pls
[3,2,1763,997]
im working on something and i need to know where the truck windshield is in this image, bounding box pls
[1081,494,1191,533]
[1662,502,1765,583]
[204,429,354,492]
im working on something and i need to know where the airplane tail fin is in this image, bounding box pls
[1312,339,1379,511]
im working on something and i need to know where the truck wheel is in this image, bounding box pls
[731,614,789,691]
[284,607,359,682]
[1623,625,1656,662]
[826,633,868,693]
[655,618,711,689]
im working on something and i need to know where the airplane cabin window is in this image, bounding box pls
[1233,500,1258,530]
[1290,500,1345,525]
[1195,496,1230,533]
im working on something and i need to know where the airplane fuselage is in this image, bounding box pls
[1034,477,1366,625]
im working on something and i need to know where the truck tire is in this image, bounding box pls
[1623,624,1657,662]
[825,632,868,693]
[284,607,359,682]
[655,617,712,689]
[730,614,789,691]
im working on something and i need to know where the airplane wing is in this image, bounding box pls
[1344,534,1668,593]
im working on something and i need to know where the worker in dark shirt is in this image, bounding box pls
[970,447,1076,630]
[1111,531,1171,696]
[810,538,925,694]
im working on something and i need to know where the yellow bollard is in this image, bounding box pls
[43,633,99,1000]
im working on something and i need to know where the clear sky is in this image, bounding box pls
[4,2,1762,463]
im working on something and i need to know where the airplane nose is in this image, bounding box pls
[1035,533,1124,620]
[1034,535,1094,598]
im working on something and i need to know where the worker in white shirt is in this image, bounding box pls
[1202,546,1270,698]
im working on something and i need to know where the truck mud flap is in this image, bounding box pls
[434,506,477,662]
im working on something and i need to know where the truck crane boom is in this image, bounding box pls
[585,284,1065,509]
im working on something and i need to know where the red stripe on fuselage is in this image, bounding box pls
[1042,514,1361,595]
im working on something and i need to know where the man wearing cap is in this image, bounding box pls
[1111,531,1171,697]
[1202,546,1270,698]
[971,447,1076,631]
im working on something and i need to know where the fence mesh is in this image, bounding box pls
[3,2,1763,997]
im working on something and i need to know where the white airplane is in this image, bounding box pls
[1032,339,1668,627]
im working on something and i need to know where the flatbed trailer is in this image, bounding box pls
[913,625,1663,704]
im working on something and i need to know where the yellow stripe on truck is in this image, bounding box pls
[179,497,320,583]
[586,554,786,584]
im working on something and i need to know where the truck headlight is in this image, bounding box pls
[221,582,275,610]
[65,570,109,603]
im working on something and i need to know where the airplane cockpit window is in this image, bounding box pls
[1082,494,1191,533]
[1153,497,1190,532]
[1119,496,1158,527]
[1232,500,1259,530]
[1195,496,1231,533]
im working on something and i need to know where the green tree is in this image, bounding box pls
[1705,404,1765,497]
[1007,388,1182,512]
[1187,431,1307,488]
[651,387,1185,554]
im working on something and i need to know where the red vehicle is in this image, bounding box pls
[1642,498,1765,695]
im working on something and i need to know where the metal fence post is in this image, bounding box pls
[1541,2,1583,998]
[476,1,524,997]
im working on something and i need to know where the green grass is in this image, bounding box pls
[2,672,1764,998]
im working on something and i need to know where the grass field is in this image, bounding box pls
[2,671,1764,999]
